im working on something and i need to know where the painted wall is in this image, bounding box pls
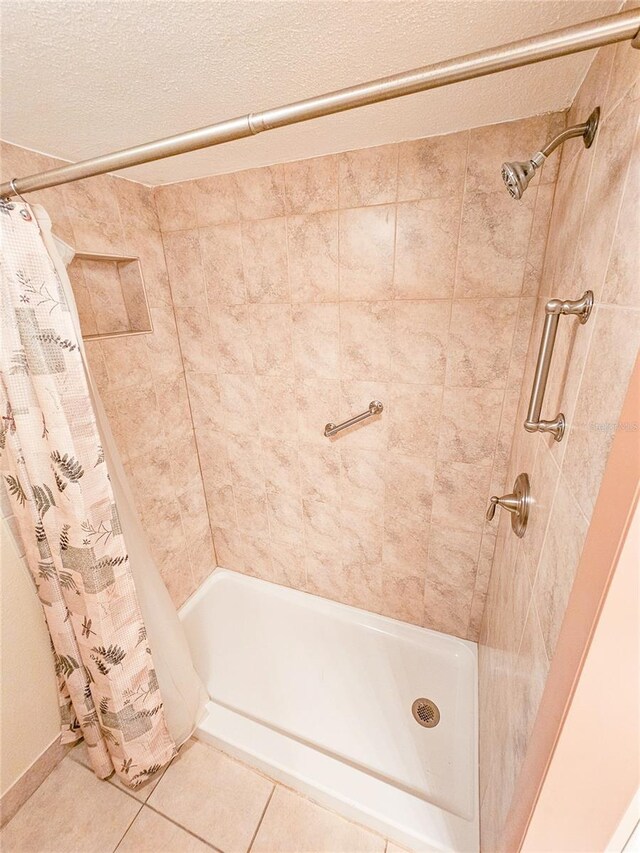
[152,112,563,640]
[479,27,640,849]
[0,515,60,799]
[522,491,639,852]
[0,143,215,608]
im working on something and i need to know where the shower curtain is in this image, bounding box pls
[0,198,207,787]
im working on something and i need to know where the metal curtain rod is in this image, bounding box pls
[2,9,639,199]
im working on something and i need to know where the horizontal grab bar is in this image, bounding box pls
[525,290,593,442]
[324,401,383,437]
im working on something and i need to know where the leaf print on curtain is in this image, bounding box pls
[0,201,176,787]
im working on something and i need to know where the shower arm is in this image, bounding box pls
[1,9,639,199]
[539,121,592,159]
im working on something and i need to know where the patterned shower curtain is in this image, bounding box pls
[0,198,176,787]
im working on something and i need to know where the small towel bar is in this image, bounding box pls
[525,290,593,442]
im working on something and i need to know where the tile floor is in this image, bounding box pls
[1,738,411,853]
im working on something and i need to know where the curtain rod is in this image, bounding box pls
[2,8,639,199]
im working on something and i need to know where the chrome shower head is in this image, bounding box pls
[501,107,600,199]
[501,154,545,200]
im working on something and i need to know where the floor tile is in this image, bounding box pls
[115,806,214,852]
[148,740,273,853]
[69,741,166,803]
[251,785,385,853]
[0,757,140,853]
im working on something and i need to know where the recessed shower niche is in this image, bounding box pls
[67,251,152,340]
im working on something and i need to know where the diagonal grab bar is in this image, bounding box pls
[524,290,593,442]
[324,401,383,438]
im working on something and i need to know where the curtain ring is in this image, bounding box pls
[10,179,30,205]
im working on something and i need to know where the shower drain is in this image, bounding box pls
[411,698,440,728]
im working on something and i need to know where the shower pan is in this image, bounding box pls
[181,570,478,852]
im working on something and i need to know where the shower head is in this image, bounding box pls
[501,154,545,200]
[501,107,600,199]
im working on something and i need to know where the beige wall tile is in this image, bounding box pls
[287,211,339,302]
[213,526,245,571]
[455,188,536,298]
[380,568,425,624]
[270,539,306,589]
[185,371,223,432]
[424,526,482,637]
[256,375,298,439]
[432,461,492,534]
[163,229,206,309]
[387,384,443,459]
[446,297,519,388]
[562,305,640,520]
[199,222,246,304]
[601,124,640,308]
[218,373,260,436]
[234,164,286,220]
[566,44,614,140]
[340,301,392,382]
[339,143,398,208]
[296,378,341,446]
[117,183,159,241]
[284,154,339,214]
[438,387,504,465]
[250,303,295,375]
[154,182,197,231]
[292,303,340,379]
[192,172,238,227]
[522,184,555,296]
[573,87,639,305]
[397,130,468,201]
[533,475,589,661]
[604,23,640,117]
[339,206,395,300]
[175,307,217,374]
[383,514,430,578]
[242,534,274,580]
[390,300,450,385]
[393,198,460,299]
[384,453,435,526]
[209,303,253,375]
[241,217,289,302]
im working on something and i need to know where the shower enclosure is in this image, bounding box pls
[2,6,639,850]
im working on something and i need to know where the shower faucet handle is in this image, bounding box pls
[486,493,519,521]
[486,473,531,538]
[485,496,499,521]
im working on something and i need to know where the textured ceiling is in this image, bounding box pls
[0,0,620,184]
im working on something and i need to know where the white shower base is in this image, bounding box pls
[180,568,478,852]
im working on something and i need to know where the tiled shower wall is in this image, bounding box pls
[0,142,215,606]
[479,29,639,851]
[153,112,564,640]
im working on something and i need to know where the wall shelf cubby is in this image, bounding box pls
[67,251,153,341]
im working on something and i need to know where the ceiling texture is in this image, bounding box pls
[0,0,621,184]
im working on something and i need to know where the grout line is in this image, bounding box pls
[142,801,225,852]
[246,784,276,853]
[160,220,221,577]
[111,800,146,853]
